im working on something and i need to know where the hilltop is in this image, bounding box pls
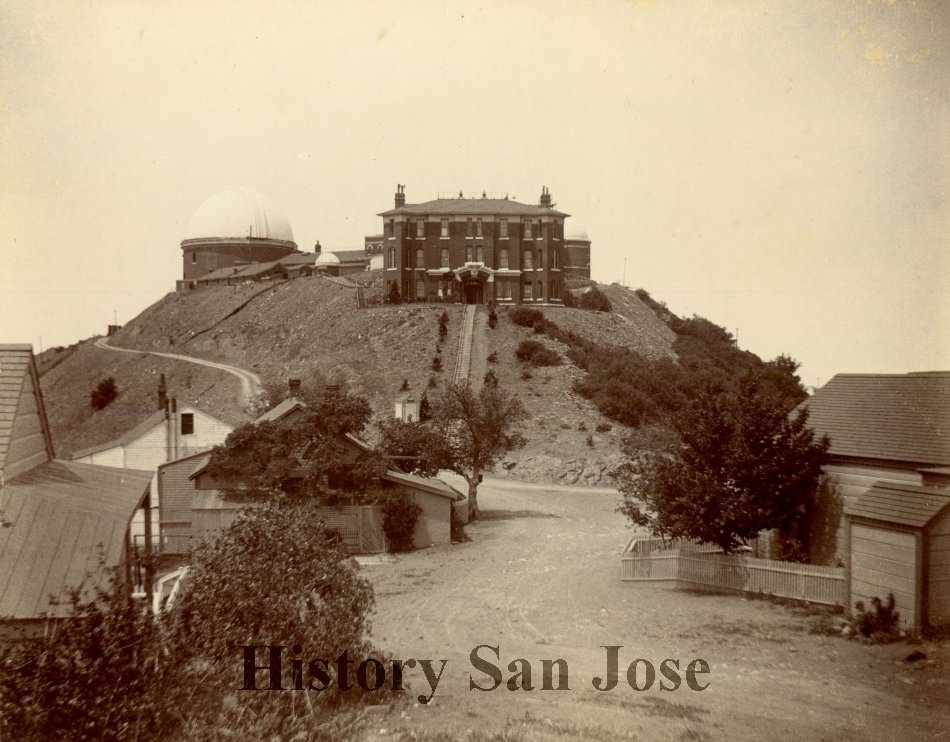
[36,275,743,485]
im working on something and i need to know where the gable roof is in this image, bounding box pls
[0,344,55,477]
[254,397,306,424]
[845,480,950,528]
[0,460,152,620]
[379,197,568,219]
[382,469,465,500]
[800,372,950,466]
[71,409,167,460]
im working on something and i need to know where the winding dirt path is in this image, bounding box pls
[362,479,950,741]
[93,336,262,407]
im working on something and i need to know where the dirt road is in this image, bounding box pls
[94,336,262,407]
[363,479,950,741]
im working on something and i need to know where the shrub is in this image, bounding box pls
[595,422,612,433]
[515,339,560,367]
[586,435,594,447]
[483,369,499,388]
[386,282,401,304]
[487,351,498,363]
[488,310,498,329]
[533,320,546,334]
[850,594,901,642]
[382,495,422,552]
[90,376,118,410]
[562,290,577,308]
[428,375,438,388]
[510,307,543,327]
[0,569,188,740]
[400,378,410,391]
[579,286,612,312]
[173,499,376,670]
[432,355,443,372]
[521,370,533,380]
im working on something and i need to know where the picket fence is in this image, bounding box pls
[620,537,846,606]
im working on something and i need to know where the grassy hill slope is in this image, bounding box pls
[38,275,678,483]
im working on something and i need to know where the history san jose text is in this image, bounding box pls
[242,644,710,704]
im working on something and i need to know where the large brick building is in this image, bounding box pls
[374,185,591,305]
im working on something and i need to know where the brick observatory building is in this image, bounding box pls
[373,185,591,304]
[179,187,298,285]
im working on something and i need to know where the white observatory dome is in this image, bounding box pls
[185,187,294,243]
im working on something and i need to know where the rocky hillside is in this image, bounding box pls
[38,274,677,484]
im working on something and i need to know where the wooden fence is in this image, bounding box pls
[621,539,846,606]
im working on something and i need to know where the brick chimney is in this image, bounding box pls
[288,378,302,399]
[539,186,552,208]
[314,241,322,254]
[394,183,405,208]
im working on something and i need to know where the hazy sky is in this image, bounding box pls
[2,0,947,389]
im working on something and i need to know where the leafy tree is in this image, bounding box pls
[90,376,118,410]
[204,386,386,502]
[387,282,401,304]
[431,382,527,520]
[616,374,828,553]
[418,391,431,421]
[381,496,422,553]
[377,418,442,477]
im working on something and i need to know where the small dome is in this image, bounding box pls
[315,251,341,266]
[566,224,589,241]
[185,187,294,243]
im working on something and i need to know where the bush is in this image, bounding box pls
[579,287,612,312]
[386,282,401,304]
[510,307,543,327]
[173,499,376,669]
[432,355,443,372]
[515,340,560,367]
[90,376,119,410]
[850,594,901,642]
[533,320,546,334]
[488,310,498,329]
[0,570,187,740]
[382,496,422,552]
[487,351,498,363]
[595,422,612,433]
[483,369,499,388]
[562,290,577,308]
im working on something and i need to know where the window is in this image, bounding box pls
[523,282,533,300]
[523,218,532,239]
[524,250,533,270]
[499,247,509,269]
[499,280,512,299]
[466,218,473,238]
[476,218,483,238]
[440,218,450,238]
[386,246,397,268]
[416,218,425,238]
[537,281,542,300]
[415,247,425,267]
[554,220,562,240]
[537,249,542,269]
[499,218,508,239]
[416,279,426,300]
[536,219,543,239]
[440,247,450,268]
[465,245,474,262]
[191,252,196,264]
[476,245,484,263]
[387,219,394,238]
[552,250,560,269]
[180,413,194,435]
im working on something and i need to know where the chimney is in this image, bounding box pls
[539,186,552,208]
[394,184,405,208]
[157,374,168,412]
[314,241,322,254]
[288,378,302,399]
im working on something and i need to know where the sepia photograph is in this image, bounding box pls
[1,1,948,739]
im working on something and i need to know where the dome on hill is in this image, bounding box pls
[315,251,341,266]
[566,224,589,241]
[185,187,295,243]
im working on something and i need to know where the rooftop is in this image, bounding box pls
[845,480,950,528]
[379,196,568,219]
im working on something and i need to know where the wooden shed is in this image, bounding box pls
[845,481,950,634]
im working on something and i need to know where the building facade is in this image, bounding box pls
[373,185,590,305]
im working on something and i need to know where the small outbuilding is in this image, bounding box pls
[845,481,950,634]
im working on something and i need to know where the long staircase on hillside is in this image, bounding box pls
[453,305,477,384]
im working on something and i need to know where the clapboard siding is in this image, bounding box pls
[850,523,916,629]
[157,453,211,554]
[3,371,51,480]
[928,514,950,626]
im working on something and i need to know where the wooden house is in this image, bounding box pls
[800,372,950,560]
[0,345,153,640]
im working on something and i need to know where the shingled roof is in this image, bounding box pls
[845,480,950,528]
[0,344,55,479]
[800,372,950,466]
[379,197,568,218]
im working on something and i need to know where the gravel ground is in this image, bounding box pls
[361,478,950,741]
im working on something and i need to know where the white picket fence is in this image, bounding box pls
[620,537,846,606]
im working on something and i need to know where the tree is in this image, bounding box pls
[90,376,119,410]
[431,382,527,521]
[616,374,828,554]
[204,386,386,502]
[579,286,612,312]
[377,418,443,477]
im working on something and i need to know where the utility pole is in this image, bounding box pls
[622,257,627,287]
